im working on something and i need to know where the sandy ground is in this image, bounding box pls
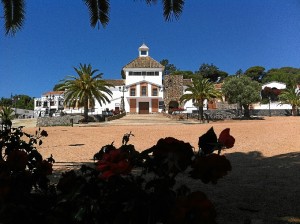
[20,115,300,224]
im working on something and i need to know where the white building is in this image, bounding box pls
[252,81,291,110]
[93,44,165,114]
[34,91,65,117]
[35,44,228,117]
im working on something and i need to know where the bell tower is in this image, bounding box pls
[138,43,149,57]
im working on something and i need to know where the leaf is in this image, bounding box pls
[40,130,48,137]
[198,127,218,155]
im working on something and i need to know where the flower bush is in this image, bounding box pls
[0,127,235,224]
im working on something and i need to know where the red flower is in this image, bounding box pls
[6,150,28,171]
[190,154,232,184]
[151,137,194,176]
[167,191,217,224]
[218,128,235,149]
[96,149,132,179]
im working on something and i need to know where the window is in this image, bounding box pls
[130,88,136,96]
[152,88,158,96]
[141,50,147,55]
[129,71,160,76]
[159,101,164,109]
[36,101,41,107]
[141,86,147,96]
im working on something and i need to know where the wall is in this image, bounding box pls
[163,75,184,111]
[37,115,84,127]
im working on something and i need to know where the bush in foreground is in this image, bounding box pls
[0,127,234,224]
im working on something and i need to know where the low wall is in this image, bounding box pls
[250,109,295,116]
[167,109,298,121]
[37,113,127,127]
[105,112,126,121]
[37,115,84,127]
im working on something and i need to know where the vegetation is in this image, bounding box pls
[0,106,14,129]
[261,86,281,102]
[222,76,261,118]
[0,95,34,110]
[0,126,235,223]
[244,66,266,82]
[262,67,300,87]
[160,59,178,76]
[197,63,228,83]
[180,77,222,121]
[279,86,300,116]
[57,63,113,122]
[1,0,185,36]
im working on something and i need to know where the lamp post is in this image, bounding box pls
[119,85,127,113]
[268,96,271,117]
[46,95,55,116]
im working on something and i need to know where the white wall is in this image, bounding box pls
[262,81,286,89]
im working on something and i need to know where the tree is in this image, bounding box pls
[244,66,265,82]
[57,63,113,122]
[279,86,300,116]
[262,67,300,87]
[172,70,195,79]
[1,0,185,36]
[13,94,34,110]
[160,59,178,75]
[180,77,222,121]
[235,69,243,77]
[0,97,12,106]
[222,76,261,118]
[0,106,14,129]
[197,63,228,83]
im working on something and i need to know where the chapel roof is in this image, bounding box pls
[42,91,64,96]
[123,56,164,69]
[105,79,125,86]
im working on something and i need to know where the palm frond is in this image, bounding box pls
[83,0,110,29]
[163,0,184,21]
[1,0,25,36]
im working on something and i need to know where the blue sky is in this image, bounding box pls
[1,0,300,98]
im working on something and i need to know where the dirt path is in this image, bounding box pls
[18,115,300,224]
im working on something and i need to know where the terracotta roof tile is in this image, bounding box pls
[123,56,164,69]
[105,79,125,86]
[183,79,193,86]
[42,91,64,96]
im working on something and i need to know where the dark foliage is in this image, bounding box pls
[0,126,235,224]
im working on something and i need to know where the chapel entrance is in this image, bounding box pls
[139,102,149,114]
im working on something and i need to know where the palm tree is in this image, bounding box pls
[0,106,14,130]
[279,86,300,116]
[180,78,222,121]
[1,0,184,36]
[57,64,113,122]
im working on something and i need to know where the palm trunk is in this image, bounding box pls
[292,105,297,116]
[198,101,204,121]
[243,104,250,118]
[83,97,89,122]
